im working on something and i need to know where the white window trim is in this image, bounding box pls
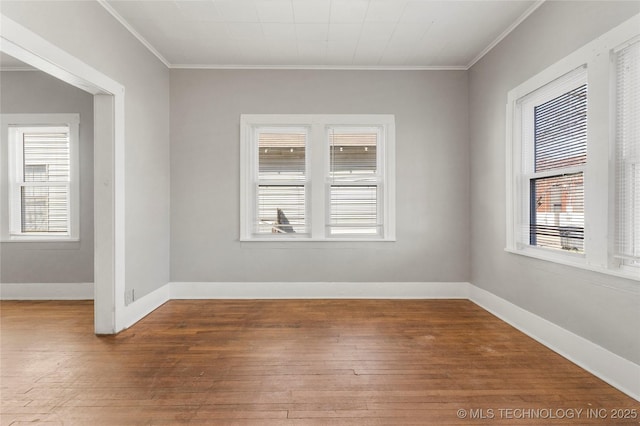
[505,15,640,282]
[240,114,396,242]
[1,113,80,242]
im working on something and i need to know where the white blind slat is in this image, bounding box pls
[329,131,377,177]
[19,129,70,234]
[257,185,305,234]
[256,129,307,234]
[329,185,379,236]
[615,39,640,262]
[258,131,306,180]
[329,128,381,236]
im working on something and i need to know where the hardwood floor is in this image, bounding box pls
[1,300,638,425]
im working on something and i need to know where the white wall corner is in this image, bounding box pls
[0,282,94,300]
[468,284,640,402]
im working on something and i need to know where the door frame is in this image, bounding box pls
[0,14,126,333]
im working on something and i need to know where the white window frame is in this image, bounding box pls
[240,114,396,242]
[1,113,80,242]
[514,66,588,259]
[506,15,640,281]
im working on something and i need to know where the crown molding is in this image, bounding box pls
[466,0,546,69]
[0,67,38,71]
[98,0,543,72]
[169,64,468,71]
[96,0,171,68]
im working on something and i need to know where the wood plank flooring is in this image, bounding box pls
[1,300,638,425]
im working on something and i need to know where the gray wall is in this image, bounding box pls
[469,1,640,364]
[0,70,93,283]
[1,1,171,299]
[171,70,470,283]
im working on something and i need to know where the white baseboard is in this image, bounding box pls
[469,285,640,402]
[169,281,470,299]
[122,283,170,329]
[0,282,94,300]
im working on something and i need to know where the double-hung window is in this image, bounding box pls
[1,114,80,241]
[241,114,395,241]
[518,67,588,254]
[506,16,639,281]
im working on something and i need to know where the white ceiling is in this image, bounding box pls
[102,0,542,69]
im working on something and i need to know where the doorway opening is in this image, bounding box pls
[1,15,125,333]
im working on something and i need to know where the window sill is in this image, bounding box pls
[240,237,397,250]
[241,238,396,243]
[1,236,80,243]
[504,246,640,282]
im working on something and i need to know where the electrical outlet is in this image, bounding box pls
[125,289,134,305]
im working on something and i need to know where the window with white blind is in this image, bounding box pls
[240,114,395,241]
[506,16,639,281]
[615,38,640,270]
[520,67,587,254]
[1,114,79,241]
[256,127,308,235]
[329,127,381,236]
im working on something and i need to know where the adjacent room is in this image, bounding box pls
[1,0,639,424]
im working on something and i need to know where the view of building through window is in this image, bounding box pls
[257,129,307,234]
[329,129,380,236]
[530,82,587,253]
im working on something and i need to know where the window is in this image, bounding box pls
[255,127,308,235]
[329,127,382,236]
[615,38,640,269]
[240,115,395,241]
[506,16,639,281]
[1,114,80,241]
[519,67,587,254]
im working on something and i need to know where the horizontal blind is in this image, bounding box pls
[259,131,305,180]
[615,39,640,262]
[530,173,584,252]
[23,131,70,181]
[529,80,587,252]
[256,129,306,234]
[20,129,70,233]
[534,84,587,172]
[257,186,305,234]
[329,186,379,235]
[329,128,380,236]
[329,131,377,177]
